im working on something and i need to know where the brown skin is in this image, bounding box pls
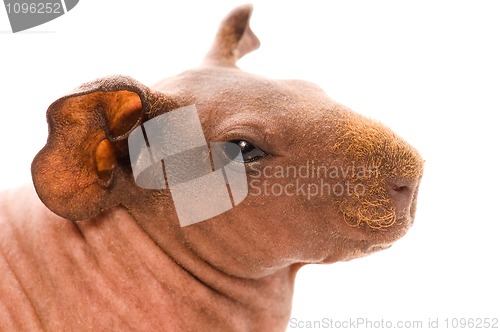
[0,5,423,331]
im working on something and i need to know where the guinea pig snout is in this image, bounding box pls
[332,112,424,231]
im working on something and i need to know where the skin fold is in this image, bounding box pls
[0,5,423,331]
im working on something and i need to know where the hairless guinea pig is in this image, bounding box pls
[0,4,423,331]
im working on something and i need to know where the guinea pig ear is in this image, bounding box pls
[203,4,260,67]
[31,76,171,221]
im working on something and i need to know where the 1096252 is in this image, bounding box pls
[444,318,499,329]
[5,2,62,14]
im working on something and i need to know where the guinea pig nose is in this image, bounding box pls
[390,183,410,193]
[387,178,419,215]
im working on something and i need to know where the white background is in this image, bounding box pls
[1,1,499,331]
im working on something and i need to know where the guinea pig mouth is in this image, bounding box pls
[340,242,395,262]
[366,243,393,253]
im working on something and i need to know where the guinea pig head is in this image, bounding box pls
[32,5,424,279]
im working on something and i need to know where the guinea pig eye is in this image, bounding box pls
[227,140,267,163]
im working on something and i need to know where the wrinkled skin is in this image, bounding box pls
[0,5,423,331]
